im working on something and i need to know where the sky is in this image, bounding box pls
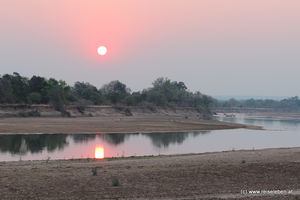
[0,0,300,97]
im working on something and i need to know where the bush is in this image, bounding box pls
[61,110,71,117]
[92,167,98,176]
[18,110,41,117]
[112,178,120,186]
[74,99,92,114]
[145,103,156,112]
[124,108,132,116]
[77,105,85,114]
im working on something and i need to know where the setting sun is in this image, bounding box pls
[97,46,107,56]
[95,146,104,159]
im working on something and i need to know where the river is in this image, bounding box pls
[0,114,299,161]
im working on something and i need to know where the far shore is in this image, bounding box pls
[0,115,262,134]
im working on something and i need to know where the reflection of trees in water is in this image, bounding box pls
[216,117,238,123]
[0,134,68,155]
[143,131,210,148]
[244,118,274,126]
[279,119,300,128]
[71,133,131,146]
[191,131,210,137]
[242,118,300,129]
[98,133,139,146]
[0,131,212,155]
[0,135,22,154]
[143,132,188,148]
[71,134,96,143]
[98,131,210,147]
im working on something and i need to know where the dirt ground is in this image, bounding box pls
[0,147,300,199]
[0,116,261,134]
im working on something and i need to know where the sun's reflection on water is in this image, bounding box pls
[95,146,104,159]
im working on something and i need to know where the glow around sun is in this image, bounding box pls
[97,46,107,56]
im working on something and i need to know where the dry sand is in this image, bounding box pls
[0,116,261,134]
[0,147,300,199]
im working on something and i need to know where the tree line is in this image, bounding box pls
[213,96,300,111]
[0,73,213,113]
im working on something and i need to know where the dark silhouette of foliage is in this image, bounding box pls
[143,131,209,148]
[0,73,213,113]
[142,77,213,112]
[0,134,67,154]
[72,134,97,143]
[214,96,300,111]
[100,80,130,104]
[71,82,103,105]
[98,133,131,145]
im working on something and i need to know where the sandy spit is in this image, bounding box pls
[0,116,262,134]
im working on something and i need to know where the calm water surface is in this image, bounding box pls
[1,115,300,161]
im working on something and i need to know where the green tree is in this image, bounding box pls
[0,77,15,103]
[2,73,30,103]
[27,92,42,104]
[100,80,130,104]
[46,79,71,112]
[29,76,49,103]
[71,82,103,104]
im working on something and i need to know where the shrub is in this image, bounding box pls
[112,178,120,186]
[92,167,98,176]
[146,104,156,112]
[61,110,71,117]
[76,105,85,114]
[46,156,51,163]
[18,110,41,117]
[124,108,132,116]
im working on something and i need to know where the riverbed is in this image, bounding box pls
[0,114,299,161]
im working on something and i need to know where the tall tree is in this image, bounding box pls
[100,80,130,104]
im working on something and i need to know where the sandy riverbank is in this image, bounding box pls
[0,147,300,199]
[0,116,261,134]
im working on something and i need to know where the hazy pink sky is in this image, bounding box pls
[1,0,300,97]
